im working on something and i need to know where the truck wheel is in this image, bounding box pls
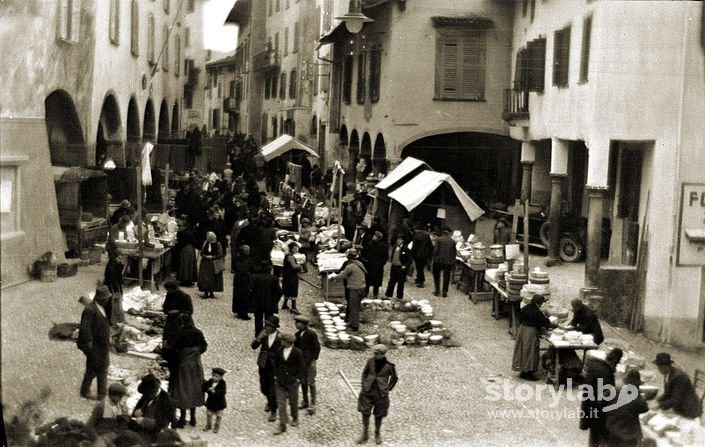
[559,236,583,262]
[539,221,551,247]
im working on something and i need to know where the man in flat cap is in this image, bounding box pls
[330,249,367,332]
[357,344,398,445]
[252,315,281,422]
[271,332,305,435]
[294,315,321,415]
[77,285,112,400]
[654,353,702,419]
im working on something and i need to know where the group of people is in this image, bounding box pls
[512,294,703,446]
[77,277,229,444]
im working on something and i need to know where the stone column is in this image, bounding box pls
[546,174,567,266]
[520,141,536,202]
[582,186,607,292]
[546,138,569,266]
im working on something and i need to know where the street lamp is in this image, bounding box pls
[335,0,373,34]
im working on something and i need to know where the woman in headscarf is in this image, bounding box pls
[512,294,556,381]
[175,219,198,287]
[281,242,303,314]
[198,231,224,298]
[232,245,255,320]
[169,314,207,428]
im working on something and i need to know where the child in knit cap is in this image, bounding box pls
[202,367,227,433]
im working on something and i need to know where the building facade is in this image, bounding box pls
[0,0,208,287]
[504,0,705,348]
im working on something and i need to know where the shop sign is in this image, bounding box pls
[677,183,705,266]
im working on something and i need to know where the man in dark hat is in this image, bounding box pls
[410,222,433,288]
[330,249,367,332]
[252,315,281,422]
[110,199,134,225]
[569,299,604,345]
[654,353,702,419]
[77,286,112,400]
[357,344,398,445]
[272,332,305,435]
[432,227,456,297]
[385,236,411,300]
[248,261,283,337]
[130,373,175,443]
[294,315,321,415]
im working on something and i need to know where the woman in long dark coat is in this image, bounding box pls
[232,245,254,320]
[170,314,207,428]
[103,254,126,324]
[198,231,224,298]
[512,294,556,380]
[281,242,303,314]
[175,222,198,286]
[362,231,388,298]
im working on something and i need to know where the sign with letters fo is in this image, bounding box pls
[677,183,705,266]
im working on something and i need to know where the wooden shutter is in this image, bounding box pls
[553,27,570,87]
[290,69,297,99]
[369,47,381,103]
[293,22,299,53]
[175,35,180,76]
[460,31,485,100]
[356,53,366,104]
[580,16,592,83]
[163,25,169,71]
[110,0,120,44]
[131,0,139,56]
[57,0,69,41]
[280,72,286,99]
[147,15,155,63]
[343,55,353,104]
[440,40,458,98]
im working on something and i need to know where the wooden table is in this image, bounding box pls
[540,337,598,388]
[121,247,172,290]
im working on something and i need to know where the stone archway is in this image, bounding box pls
[373,133,387,175]
[45,90,86,166]
[143,99,156,141]
[360,132,372,179]
[126,97,141,167]
[158,100,170,144]
[95,93,123,167]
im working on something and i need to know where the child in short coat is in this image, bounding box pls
[202,367,227,433]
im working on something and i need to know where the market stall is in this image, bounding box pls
[370,157,430,232]
[53,166,110,257]
[387,170,484,239]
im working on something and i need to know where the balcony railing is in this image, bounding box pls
[502,88,529,124]
[252,49,280,72]
[223,97,238,112]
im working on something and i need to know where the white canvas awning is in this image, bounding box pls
[388,170,485,221]
[259,134,319,162]
[375,157,430,191]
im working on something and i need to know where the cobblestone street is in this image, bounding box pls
[3,251,595,447]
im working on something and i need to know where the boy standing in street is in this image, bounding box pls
[202,367,227,433]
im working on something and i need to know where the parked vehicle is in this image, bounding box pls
[492,209,611,262]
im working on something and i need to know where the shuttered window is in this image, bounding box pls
[131,0,139,56]
[293,22,299,53]
[580,16,592,83]
[290,69,297,99]
[174,35,181,76]
[342,55,353,104]
[553,26,571,87]
[369,47,382,103]
[147,15,155,64]
[162,25,169,71]
[280,72,287,99]
[284,27,288,56]
[356,53,366,104]
[110,0,120,45]
[57,0,81,43]
[270,74,278,99]
[526,37,546,92]
[435,29,486,101]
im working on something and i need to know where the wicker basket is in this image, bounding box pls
[57,263,78,277]
[40,265,57,282]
